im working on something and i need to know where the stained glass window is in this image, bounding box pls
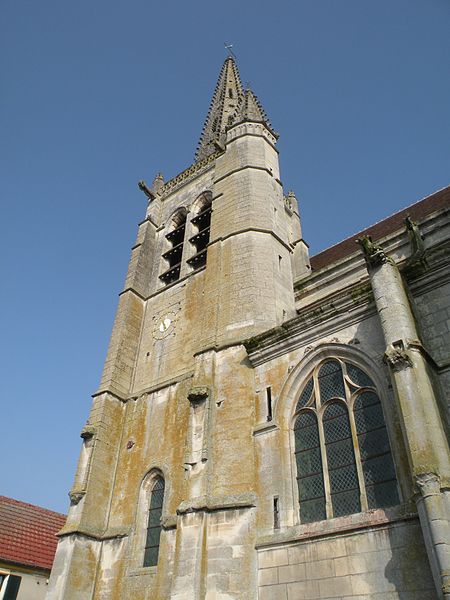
[346,363,374,388]
[294,412,326,523]
[293,358,399,524]
[318,360,345,401]
[323,402,360,517]
[296,378,313,411]
[354,391,399,509]
[143,476,165,567]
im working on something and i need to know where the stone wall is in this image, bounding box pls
[257,519,436,600]
[413,280,450,408]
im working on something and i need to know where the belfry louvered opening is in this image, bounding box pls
[293,358,399,524]
[188,193,212,270]
[160,211,187,285]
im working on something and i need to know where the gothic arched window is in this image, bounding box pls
[294,359,399,524]
[143,476,165,567]
[188,192,212,271]
[160,210,187,285]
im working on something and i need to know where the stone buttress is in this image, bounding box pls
[358,233,450,600]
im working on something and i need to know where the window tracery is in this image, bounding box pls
[293,358,399,524]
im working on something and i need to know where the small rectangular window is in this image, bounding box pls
[266,387,272,422]
[3,574,22,600]
[273,497,280,529]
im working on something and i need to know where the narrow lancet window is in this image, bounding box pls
[323,402,360,517]
[294,412,326,523]
[160,211,186,285]
[354,391,400,509]
[188,192,212,270]
[143,476,165,567]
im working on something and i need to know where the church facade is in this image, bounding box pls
[47,58,450,600]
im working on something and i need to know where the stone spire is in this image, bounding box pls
[232,88,278,138]
[195,57,244,161]
[196,59,278,161]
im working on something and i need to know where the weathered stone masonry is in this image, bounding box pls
[47,57,450,600]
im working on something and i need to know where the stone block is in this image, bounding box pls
[288,543,317,565]
[305,558,335,580]
[350,571,397,595]
[259,548,289,569]
[286,579,320,599]
[259,583,287,600]
[278,562,306,583]
[315,537,347,561]
[258,567,278,586]
[318,575,353,598]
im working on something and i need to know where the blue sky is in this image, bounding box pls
[1,0,449,513]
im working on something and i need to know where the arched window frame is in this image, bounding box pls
[292,356,401,524]
[132,469,167,571]
[159,207,188,286]
[143,475,165,567]
[186,191,213,271]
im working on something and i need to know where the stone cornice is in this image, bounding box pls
[225,129,279,153]
[256,503,417,549]
[177,492,257,515]
[405,239,450,295]
[118,287,147,301]
[91,388,128,403]
[209,227,292,255]
[253,423,279,437]
[57,523,129,541]
[213,164,277,186]
[130,370,194,398]
[158,153,220,199]
[245,282,375,366]
[145,265,206,300]
[298,205,449,297]
[92,370,194,403]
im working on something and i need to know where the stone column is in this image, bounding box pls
[358,235,450,600]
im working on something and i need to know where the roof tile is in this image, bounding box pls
[0,496,66,571]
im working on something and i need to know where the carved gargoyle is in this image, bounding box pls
[187,386,209,405]
[80,425,96,440]
[69,489,86,505]
[405,215,426,265]
[284,190,297,211]
[383,343,413,372]
[356,235,392,268]
[138,180,155,201]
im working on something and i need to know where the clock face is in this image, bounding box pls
[153,311,177,339]
[159,317,172,333]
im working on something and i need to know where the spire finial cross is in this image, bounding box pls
[224,42,236,60]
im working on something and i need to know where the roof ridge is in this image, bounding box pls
[308,185,449,272]
[311,185,450,259]
[0,495,65,518]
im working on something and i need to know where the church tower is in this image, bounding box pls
[48,54,450,600]
[48,57,309,599]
